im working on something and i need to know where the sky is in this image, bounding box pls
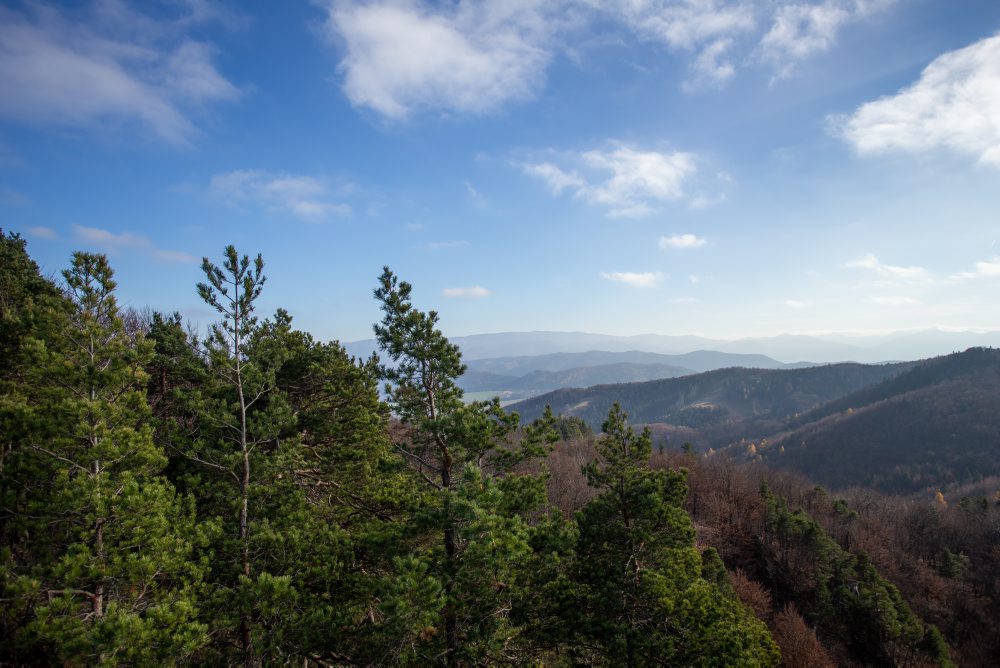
[2,0,1000,343]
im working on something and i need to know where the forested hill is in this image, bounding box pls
[761,347,1000,494]
[509,361,910,430]
[457,361,694,393]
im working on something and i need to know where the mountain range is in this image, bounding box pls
[510,348,1000,496]
[343,328,1000,365]
[457,350,807,401]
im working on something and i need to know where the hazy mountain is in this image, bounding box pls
[344,328,1000,366]
[343,331,725,361]
[509,362,908,431]
[466,350,789,376]
[864,329,1000,362]
[716,335,868,364]
[496,362,693,392]
[763,348,1000,495]
[457,369,520,393]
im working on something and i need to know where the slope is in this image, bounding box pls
[510,362,908,431]
[763,347,1000,494]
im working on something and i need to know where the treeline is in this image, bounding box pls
[1,232,777,665]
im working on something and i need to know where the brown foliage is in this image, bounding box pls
[545,436,597,516]
[729,569,773,622]
[771,603,835,668]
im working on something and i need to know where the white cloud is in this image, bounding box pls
[153,248,199,264]
[26,226,57,240]
[600,271,666,288]
[871,296,921,305]
[605,0,754,87]
[209,170,352,222]
[426,240,470,250]
[0,186,28,206]
[320,0,554,120]
[785,299,808,308]
[688,274,700,284]
[521,162,585,195]
[608,0,755,51]
[836,33,1000,166]
[846,253,929,280]
[688,193,726,209]
[581,146,695,216]
[0,3,239,144]
[950,257,1000,281]
[464,180,488,208]
[442,285,491,298]
[688,37,737,86]
[73,224,148,249]
[615,0,896,84]
[758,0,892,79]
[523,143,697,218]
[319,1,901,118]
[72,224,195,263]
[660,233,707,249]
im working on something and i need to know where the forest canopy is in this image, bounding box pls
[1,231,984,666]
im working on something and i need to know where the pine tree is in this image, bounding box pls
[2,252,209,663]
[192,246,295,665]
[245,310,413,663]
[566,403,779,665]
[371,267,557,665]
[187,250,411,664]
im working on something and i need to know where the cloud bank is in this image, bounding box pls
[319,0,896,119]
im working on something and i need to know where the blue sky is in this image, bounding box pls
[2,0,1000,343]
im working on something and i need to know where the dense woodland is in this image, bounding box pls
[0,230,994,665]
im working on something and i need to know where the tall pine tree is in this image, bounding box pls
[2,252,209,663]
[372,267,557,665]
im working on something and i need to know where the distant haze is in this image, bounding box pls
[344,328,1000,365]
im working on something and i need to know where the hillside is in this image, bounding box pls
[458,361,693,394]
[510,362,908,431]
[762,347,1000,494]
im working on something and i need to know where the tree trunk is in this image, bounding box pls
[442,458,458,667]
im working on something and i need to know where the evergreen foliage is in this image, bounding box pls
[2,251,208,663]
[371,266,560,665]
[559,404,779,665]
[759,483,954,666]
[5,238,985,665]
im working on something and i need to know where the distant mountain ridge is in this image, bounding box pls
[454,351,805,402]
[458,362,694,394]
[464,350,792,376]
[344,328,1000,365]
